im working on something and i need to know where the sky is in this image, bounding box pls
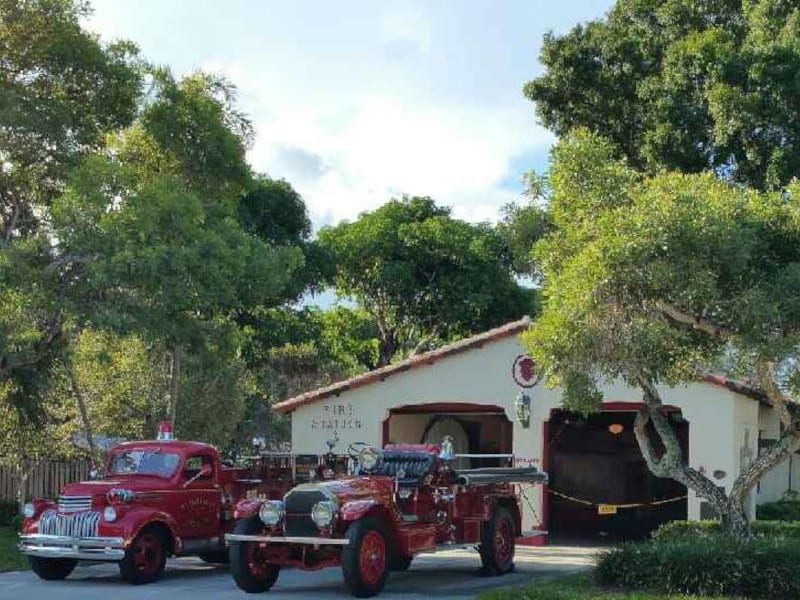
[86,0,613,231]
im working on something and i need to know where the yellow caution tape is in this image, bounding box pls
[547,488,687,510]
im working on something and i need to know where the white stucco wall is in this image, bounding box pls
[288,334,770,532]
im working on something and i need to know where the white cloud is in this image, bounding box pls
[202,59,553,228]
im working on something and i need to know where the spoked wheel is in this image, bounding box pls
[230,516,280,593]
[342,517,389,598]
[479,506,516,576]
[119,526,167,584]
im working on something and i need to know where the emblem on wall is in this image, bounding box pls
[512,354,537,388]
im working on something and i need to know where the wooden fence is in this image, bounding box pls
[0,459,91,504]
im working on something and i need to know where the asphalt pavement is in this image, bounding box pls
[0,545,599,600]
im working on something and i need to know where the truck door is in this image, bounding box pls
[178,453,222,540]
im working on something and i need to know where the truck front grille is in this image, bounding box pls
[39,509,100,538]
[284,489,328,537]
[58,495,92,513]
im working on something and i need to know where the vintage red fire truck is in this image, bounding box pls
[17,426,314,585]
[225,440,547,598]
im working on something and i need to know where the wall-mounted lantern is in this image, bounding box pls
[515,392,531,428]
[608,423,624,435]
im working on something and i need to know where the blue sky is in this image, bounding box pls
[86,0,613,229]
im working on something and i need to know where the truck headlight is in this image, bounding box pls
[258,500,284,526]
[311,501,335,527]
[22,503,35,519]
[103,506,117,522]
[358,447,379,472]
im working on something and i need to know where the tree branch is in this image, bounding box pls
[0,312,62,377]
[756,360,794,429]
[655,301,734,339]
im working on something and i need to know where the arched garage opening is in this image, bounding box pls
[382,403,513,468]
[545,404,688,541]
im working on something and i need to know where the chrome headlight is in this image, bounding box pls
[103,506,117,522]
[311,500,336,527]
[358,447,380,472]
[258,500,285,526]
[22,503,35,519]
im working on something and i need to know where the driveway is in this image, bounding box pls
[0,545,599,600]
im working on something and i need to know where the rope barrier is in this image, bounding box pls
[547,488,687,510]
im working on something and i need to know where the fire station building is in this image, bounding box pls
[273,317,794,541]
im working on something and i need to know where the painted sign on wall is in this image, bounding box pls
[310,402,364,431]
[512,354,537,388]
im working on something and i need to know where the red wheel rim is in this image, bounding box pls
[132,532,163,575]
[494,517,513,568]
[359,530,386,587]
[245,542,268,579]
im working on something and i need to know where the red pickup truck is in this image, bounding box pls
[18,436,296,584]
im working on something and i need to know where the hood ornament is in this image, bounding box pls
[439,436,454,461]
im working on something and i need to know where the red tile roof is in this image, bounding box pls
[701,374,771,405]
[272,316,532,414]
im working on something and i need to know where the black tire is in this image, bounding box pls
[229,516,280,593]
[341,517,390,598]
[198,549,230,564]
[479,506,516,576]
[389,556,412,571]
[118,525,168,585]
[28,556,77,580]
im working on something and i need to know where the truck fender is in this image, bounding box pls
[339,499,380,521]
[128,511,182,555]
[233,497,266,519]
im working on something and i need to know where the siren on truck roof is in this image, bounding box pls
[157,420,173,441]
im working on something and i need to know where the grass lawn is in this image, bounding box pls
[0,527,26,572]
[479,573,731,600]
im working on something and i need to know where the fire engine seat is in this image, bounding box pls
[373,450,436,487]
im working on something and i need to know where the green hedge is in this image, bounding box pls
[653,519,800,540]
[596,536,800,599]
[756,500,800,521]
[0,500,18,528]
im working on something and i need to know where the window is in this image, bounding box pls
[184,454,213,481]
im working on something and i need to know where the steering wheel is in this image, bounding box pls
[347,441,371,460]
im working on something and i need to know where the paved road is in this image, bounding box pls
[0,545,599,600]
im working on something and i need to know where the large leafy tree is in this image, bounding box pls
[0,0,142,416]
[319,196,535,367]
[51,72,303,431]
[526,131,800,533]
[525,0,800,190]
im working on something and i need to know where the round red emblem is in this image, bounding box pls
[512,354,537,388]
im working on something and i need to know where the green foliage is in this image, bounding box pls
[0,0,142,415]
[525,0,800,190]
[756,501,800,522]
[319,196,534,366]
[479,573,724,600]
[595,535,800,598]
[0,499,18,527]
[524,130,800,412]
[654,519,800,540]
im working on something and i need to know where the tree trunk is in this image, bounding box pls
[376,330,397,368]
[63,350,98,466]
[168,346,182,426]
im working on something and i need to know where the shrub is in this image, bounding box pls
[596,535,800,599]
[0,500,20,528]
[654,519,800,540]
[757,499,800,521]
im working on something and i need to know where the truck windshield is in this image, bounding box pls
[107,450,180,477]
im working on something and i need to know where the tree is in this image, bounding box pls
[524,130,800,534]
[525,0,800,190]
[49,73,304,430]
[0,0,142,416]
[319,196,535,367]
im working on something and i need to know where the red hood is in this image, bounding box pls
[60,476,173,498]
[290,476,394,503]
